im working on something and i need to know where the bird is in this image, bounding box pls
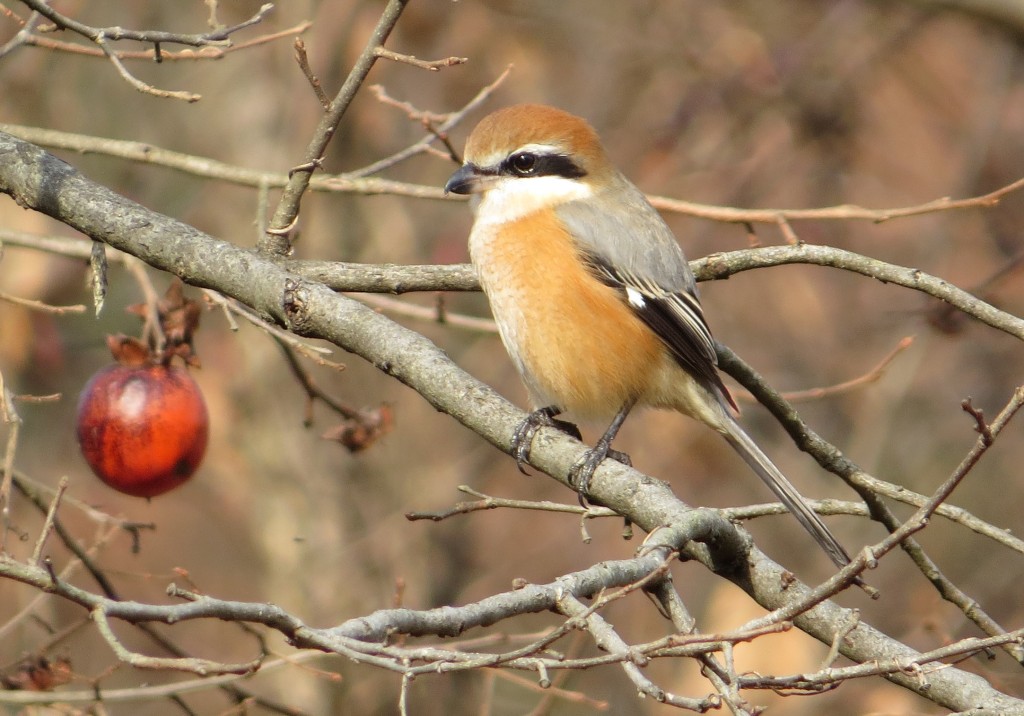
[444,103,851,569]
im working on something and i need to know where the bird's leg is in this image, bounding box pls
[511,405,582,474]
[570,400,636,504]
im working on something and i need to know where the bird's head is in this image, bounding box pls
[445,104,613,216]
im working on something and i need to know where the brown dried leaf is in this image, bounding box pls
[322,404,394,453]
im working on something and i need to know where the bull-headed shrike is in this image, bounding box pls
[445,104,850,568]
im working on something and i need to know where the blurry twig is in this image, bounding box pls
[926,249,1024,334]
[21,0,273,47]
[8,470,299,712]
[354,66,513,177]
[0,374,21,553]
[737,336,915,404]
[0,64,511,191]
[29,476,67,566]
[722,498,1024,555]
[262,0,410,254]
[201,290,340,366]
[17,1,278,101]
[737,626,1024,692]
[651,176,1024,228]
[0,290,85,314]
[10,21,311,61]
[372,46,466,71]
[494,666,609,713]
[0,123,448,198]
[93,606,262,676]
[294,38,329,109]
[368,85,460,163]
[405,485,615,522]
[94,33,200,102]
[121,255,165,354]
[270,331,396,454]
[273,337,359,425]
[557,591,712,711]
[0,4,42,59]
[851,474,1024,554]
[359,293,498,333]
[0,651,333,705]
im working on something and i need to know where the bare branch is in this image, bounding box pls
[92,607,262,676]
[261,0,411,253]
[0,123,444,196]
[0,290,85,314]
[294,37,329,109]
[696,245,1024,342]
[651,176,1024,226]
[741,336,915,404]
[10,20,311,60]
[557,593,717,712]
[373,46,467,71]
[20,0,275,47]
[28,475,66,566]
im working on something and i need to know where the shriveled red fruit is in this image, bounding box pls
[77,360,209,498]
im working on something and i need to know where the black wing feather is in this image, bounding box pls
[583,253,735,408]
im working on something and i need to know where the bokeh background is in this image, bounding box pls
[2,1,1024,714]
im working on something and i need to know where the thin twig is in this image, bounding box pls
[95,33,200,101]
[29,475,67,566]
[294,38,329,109]
[405,485,615,522]
[765,336,914,403]
[0,291,85,314]
[92,606,262,676]
[351,66,513,177]
[651,176,1024,226]
[0,377,21,554]
[262,0,411,253]
[557,593,715,711]
[201,290,339,365]
[359,293,498,332]
[20,0,274,47]
[373,46,467,71]
[13,21,311,60]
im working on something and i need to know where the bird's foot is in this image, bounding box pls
[569,444,632,506]
[511,406,581,475]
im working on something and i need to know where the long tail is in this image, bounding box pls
[720,419,851,569]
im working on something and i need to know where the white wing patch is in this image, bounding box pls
[625,286,646,309]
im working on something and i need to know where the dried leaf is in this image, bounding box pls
[322,404,394,453]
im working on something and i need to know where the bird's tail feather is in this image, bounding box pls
[721,420,851,569]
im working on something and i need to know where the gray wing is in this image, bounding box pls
[556,179,734,407]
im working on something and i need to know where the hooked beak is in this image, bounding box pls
[444,163,485,195]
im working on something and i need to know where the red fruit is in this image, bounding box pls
[77,362,209,497]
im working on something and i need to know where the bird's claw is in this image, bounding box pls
[511,406,581,474]
[569,446,632,506]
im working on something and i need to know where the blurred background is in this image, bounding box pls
[2,0,1024,713]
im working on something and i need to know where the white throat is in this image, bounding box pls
[473,175,593,225]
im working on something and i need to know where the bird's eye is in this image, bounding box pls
[508,152,538,176]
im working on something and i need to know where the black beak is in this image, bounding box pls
[444,163,480,195]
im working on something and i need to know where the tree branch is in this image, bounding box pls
[262,0,411,252]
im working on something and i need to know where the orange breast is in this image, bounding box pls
[471,210,664,419]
